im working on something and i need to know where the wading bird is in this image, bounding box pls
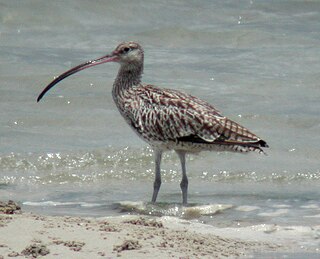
[37,42,268,205]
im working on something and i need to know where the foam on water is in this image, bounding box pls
[116,201,233,219]
[23,201,104,208]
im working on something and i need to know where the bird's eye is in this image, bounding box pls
[123,47,130,53]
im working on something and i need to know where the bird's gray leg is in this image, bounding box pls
[176,151,188,205]
[151,149,163,203]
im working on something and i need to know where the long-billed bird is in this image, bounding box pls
[37,42,268,205]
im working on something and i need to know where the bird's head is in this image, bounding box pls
[112,41,144,66]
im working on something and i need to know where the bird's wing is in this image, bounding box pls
[128,85,266,147]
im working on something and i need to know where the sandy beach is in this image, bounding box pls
[1,200,320,258]
[0,214,275,258]
[0,201,300,259]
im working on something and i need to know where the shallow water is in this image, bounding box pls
[0,0,320,251]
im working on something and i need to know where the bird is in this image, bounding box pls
[37,41,268,205]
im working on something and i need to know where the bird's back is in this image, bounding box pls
[116,84,268,153]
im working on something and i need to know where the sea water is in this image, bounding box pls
[0,0,319,253]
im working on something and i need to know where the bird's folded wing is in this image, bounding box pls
[128,85,266,147]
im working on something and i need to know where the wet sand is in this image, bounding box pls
[1,200,320,258]
[0,210,282,258]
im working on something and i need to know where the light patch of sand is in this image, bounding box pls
[0,213,281,258]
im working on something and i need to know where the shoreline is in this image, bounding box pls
[0,211,286,259]
[0,201,319,258]
[0,213,278,259]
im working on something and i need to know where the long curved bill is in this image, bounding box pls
[37,53,118,102]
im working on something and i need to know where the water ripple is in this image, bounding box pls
[1,147,319,186]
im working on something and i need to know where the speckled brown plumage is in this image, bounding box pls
[37,41,268,204]
[111,42,267,154]
[116,83,267,153]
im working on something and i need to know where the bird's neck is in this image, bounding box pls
[112,62,143,98]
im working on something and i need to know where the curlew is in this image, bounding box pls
[37,42,268,205]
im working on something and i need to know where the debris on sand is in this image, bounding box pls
[21,243,50,258]
[113,240,141,253]
[52,240,85,251]
[124,217,163,228]
[0,200,21,214]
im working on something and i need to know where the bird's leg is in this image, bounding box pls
[151,149,163,203]
[176,151,188,205]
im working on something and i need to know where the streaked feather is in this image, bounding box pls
[116,84,267,153]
